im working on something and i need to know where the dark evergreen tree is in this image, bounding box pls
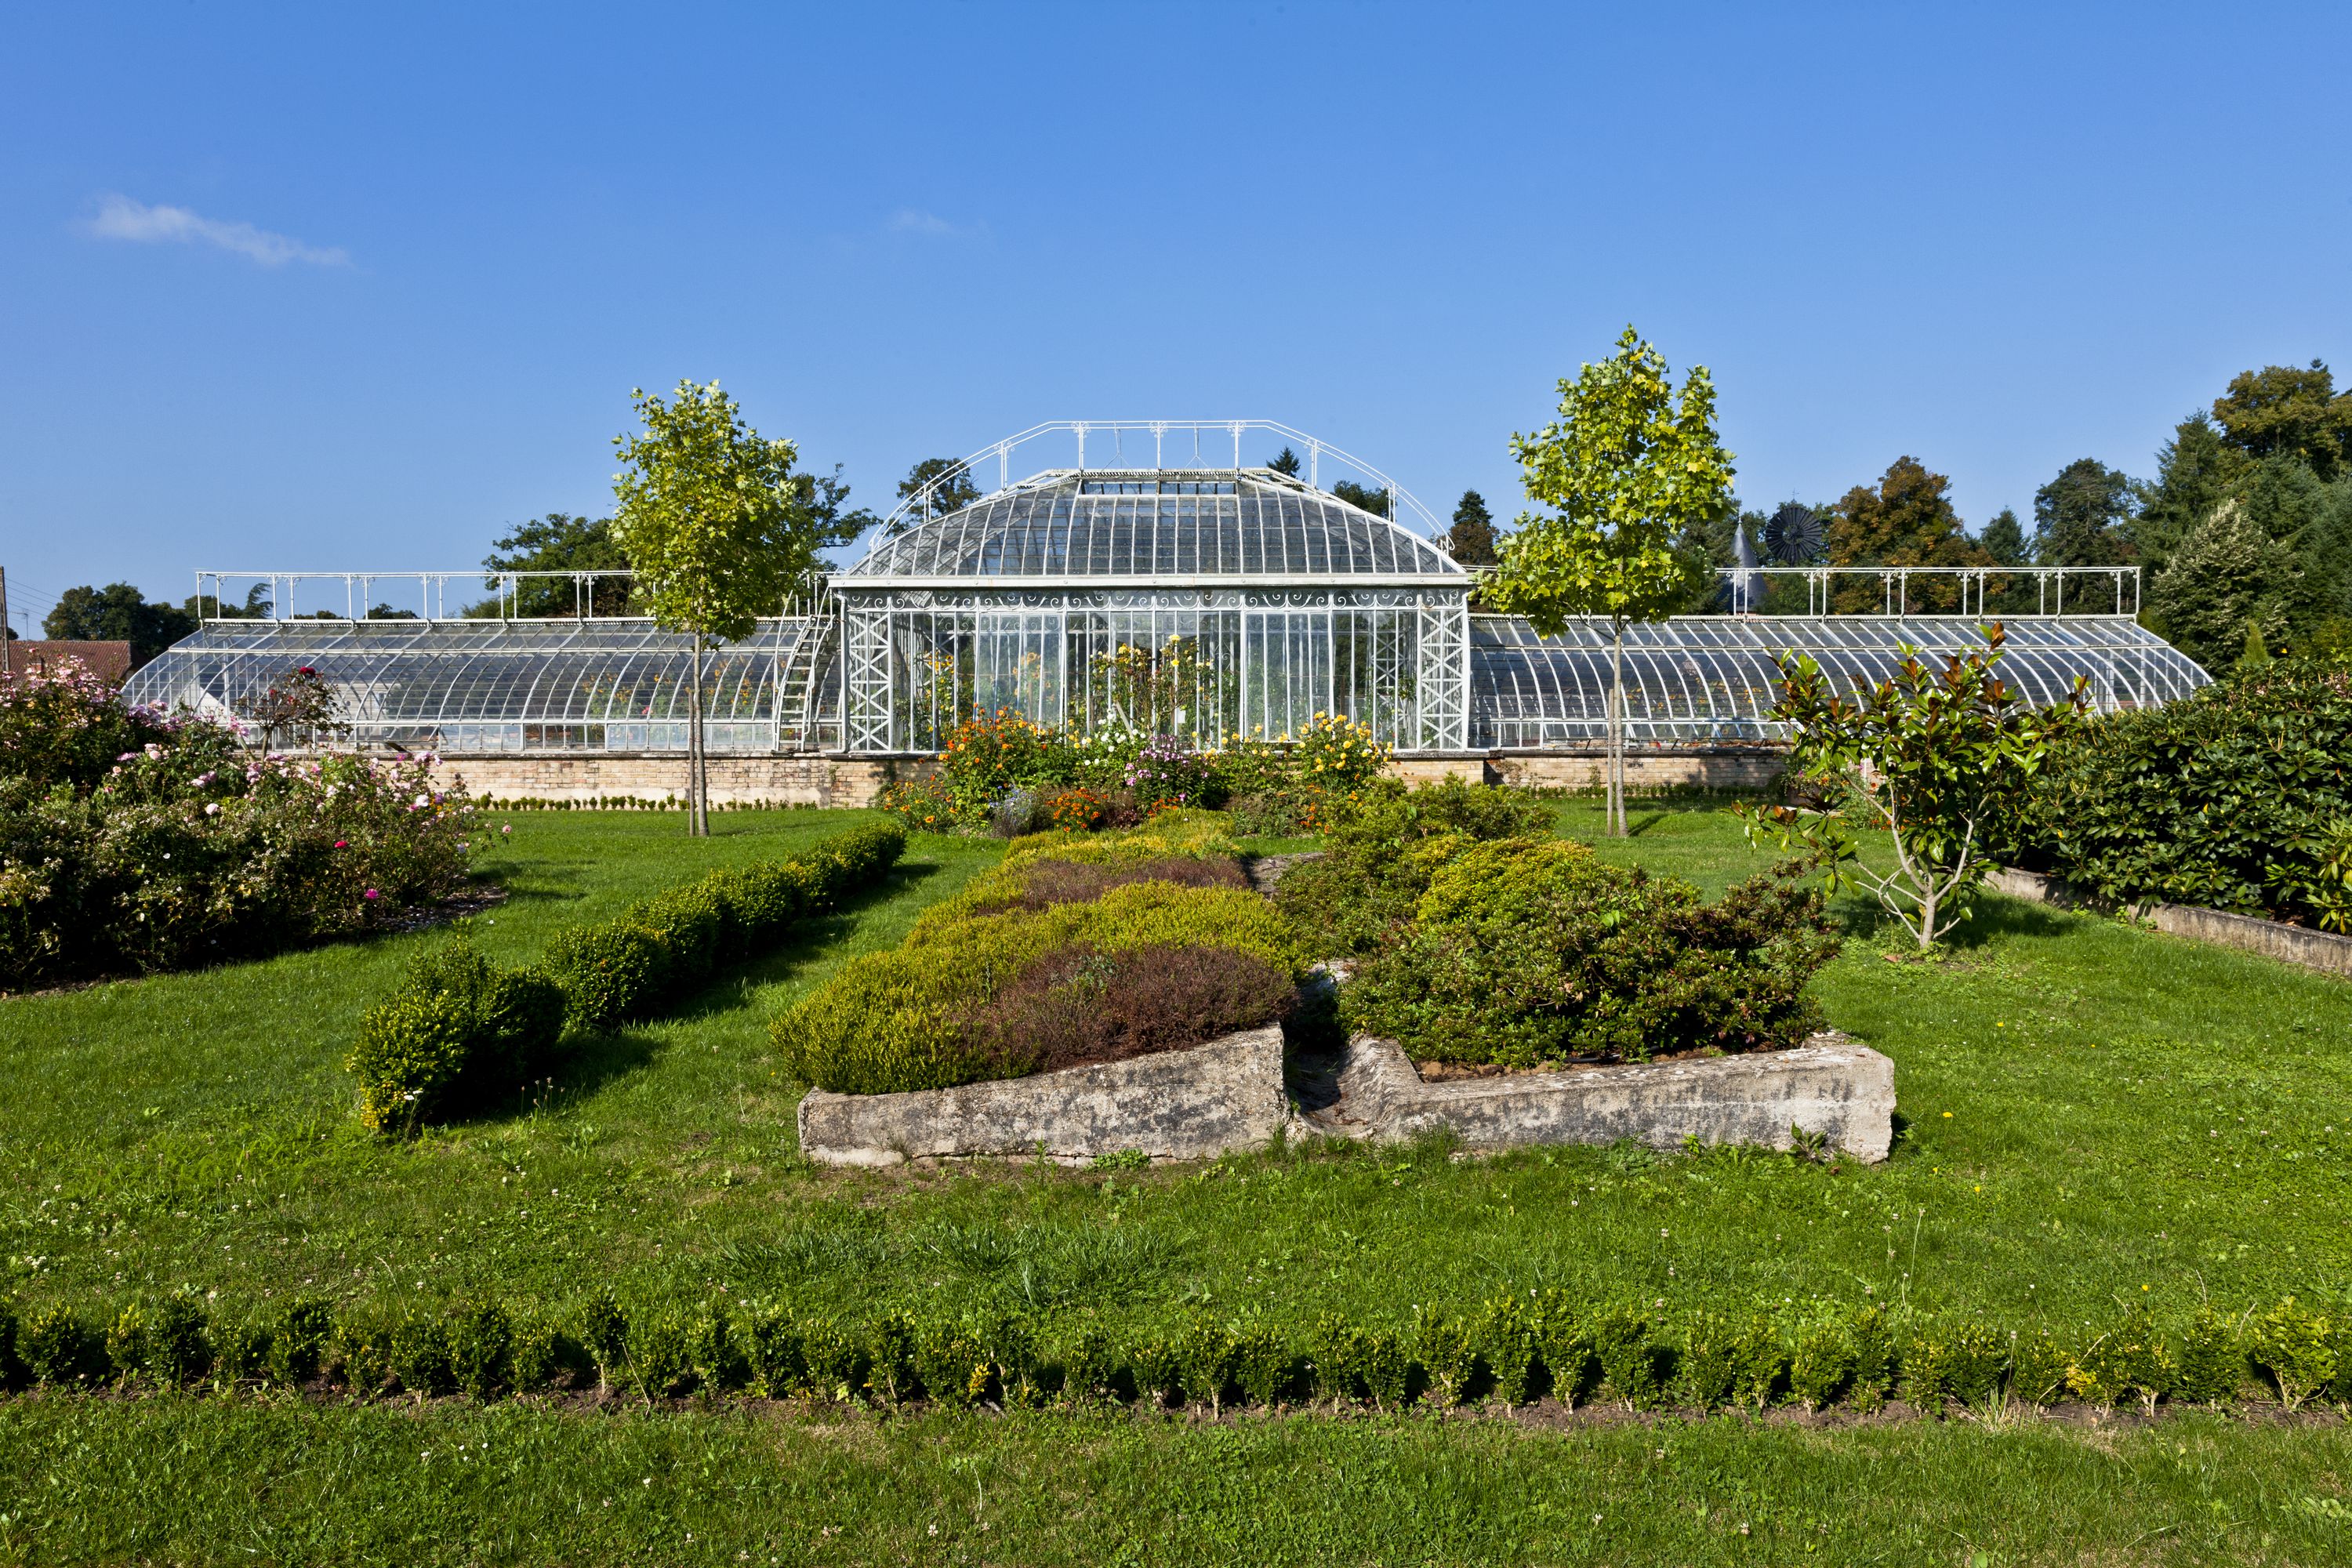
[2129,412,2247,574]
[1979,506,2029,566]
[1444,489,1498,565]
[1265,447,1303,477]
[2032,459,2136,566]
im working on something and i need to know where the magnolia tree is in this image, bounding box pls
[1740,624,2085,949]
[1486,327,1735,836]
[611,380,837,836]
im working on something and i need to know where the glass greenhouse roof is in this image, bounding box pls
[1472,613,2212,748]
[840,468,1465,583]
[122,618,840,753]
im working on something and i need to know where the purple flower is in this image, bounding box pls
[363,888,380,900]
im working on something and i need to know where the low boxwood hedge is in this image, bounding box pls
[350,818,905,1132]
[3,1286,2343,1420]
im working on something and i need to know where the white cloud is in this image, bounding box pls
[82,194,350,267]
[887,207,961,238]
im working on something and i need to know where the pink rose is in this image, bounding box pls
[363,888,380,900]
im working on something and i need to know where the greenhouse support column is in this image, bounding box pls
[688,638,709,837]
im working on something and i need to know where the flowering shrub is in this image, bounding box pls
[876,775,956,833]
[0,663,476,989]
[938,710,1067,822]
[1047,786,1107,832]
[1123,734,1214,815]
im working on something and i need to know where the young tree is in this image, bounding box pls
[1443,490,1499,565]
[1741,625,2085,950]
[2032,458,2137,566]
[1486,325,1734,836]
[481,514,633,617]
[1824,457,1991,612]
[893,458,980,528]
[1265,447,1304,477]
[612,380,850,836]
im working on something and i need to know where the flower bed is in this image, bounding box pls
[772,812,1308,1095]
[1,659,475,990]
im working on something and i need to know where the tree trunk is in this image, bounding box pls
[1607,624,1627,837]
[688,639,709,837]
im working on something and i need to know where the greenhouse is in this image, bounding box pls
[125,421,2215,754]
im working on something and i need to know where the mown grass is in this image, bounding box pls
[2,1399,2347,1566]
[5,803,2347,1327]
[4,800,2350,1564]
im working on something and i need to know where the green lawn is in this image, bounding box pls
[3,800,2349,1564]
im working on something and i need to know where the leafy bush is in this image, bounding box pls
[0,662,481,990]
[1345,839,1838,1066]
[352,820,905,1132]
[2018,659,2352,927]
[1275,776,1554,956]
[964,942,1297,1075]
[1122,734,1215,814]
[348,938,567,1134]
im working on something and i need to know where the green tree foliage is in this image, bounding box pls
[1486,325,1734,835]
[2146,499,2296,671]
[2210,360,2352,481]
[895,458,980,527]
[1824,457,1991,612]
[1979,506,2029,566]
[2130,413,2247,574]
[1265,447,1303,477]
[483,514,632,617]
[1743,625,2085,949]
[2033,458,2137,566]
[41,583,196,668]
[1331,479,1392,517]
[612,380,851,835]
[1443,489,1498,565]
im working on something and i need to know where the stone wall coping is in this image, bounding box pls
[796,1025,1288,1167]
[1989,866,2352,979]
[1313,1029,1894,1163]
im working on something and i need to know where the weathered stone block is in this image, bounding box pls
[795,1025,1288,1167]
[1311,1030,1894,1162]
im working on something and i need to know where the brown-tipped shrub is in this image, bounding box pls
[978,855,1251,916]
[966,942,1296,1074]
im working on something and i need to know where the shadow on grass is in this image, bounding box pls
[1827,884,2078,951]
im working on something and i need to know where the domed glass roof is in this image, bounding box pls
[839,468,1465,583]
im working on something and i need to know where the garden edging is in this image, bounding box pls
[1302,1030,1895,1162]
[796,1025,1288,1166]
[1989,866,2352,979]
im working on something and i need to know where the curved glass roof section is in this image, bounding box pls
[840,468,1465,582]
[1472,614,2211,748]
[123,619,840,753]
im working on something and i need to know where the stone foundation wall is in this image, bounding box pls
[424,753,927,808]
[416,748,1780,808]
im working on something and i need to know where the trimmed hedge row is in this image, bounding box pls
[348,819,906,1132]
[5,1289,2346,1419]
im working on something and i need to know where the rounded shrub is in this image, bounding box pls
[543,923,673,1034]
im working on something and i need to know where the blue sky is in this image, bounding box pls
[3,2,2347,627]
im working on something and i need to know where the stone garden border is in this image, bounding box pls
[1304,1030,1895,1163]
[1989,866,2352,980]
[796,1025,1288,1167]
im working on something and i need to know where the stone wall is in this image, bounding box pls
[424,753,925,808]
[418,747,1781,808]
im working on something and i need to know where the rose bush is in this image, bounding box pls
[1,659,476,989]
